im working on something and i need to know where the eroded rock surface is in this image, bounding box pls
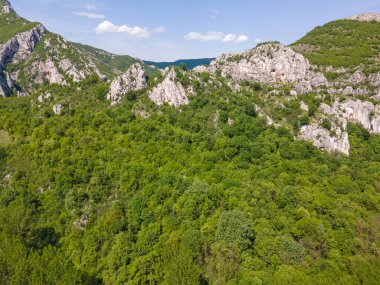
[347,13,380,22]
[149,69,189,107]
[1,0,14,14]
[107,63,146,105]
[195,43,327,93]
[299,123,350,155]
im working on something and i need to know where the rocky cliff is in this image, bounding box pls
[0,24,47,96]
[107,63,147,105]
[149,69,190,107]
[0,0,14,14]
[195,43,328,93]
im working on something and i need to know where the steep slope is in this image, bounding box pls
[73,43,157,79]
[195,43,327,93]
[292,14,380,95]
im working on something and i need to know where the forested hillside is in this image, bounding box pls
[0,74,379,284]
[0,1,380,284]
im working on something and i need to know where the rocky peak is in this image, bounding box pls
[148,68,190,107]
[0,0,15,14]
[197,43,327,93]
[347,13,380,22]
[107,63,147,105]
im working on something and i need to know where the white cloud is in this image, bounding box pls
[236,35,249,42]
[222,34,237,42]
[184,31,223,41]
[185,31,248,43]
[74,12,105,19]
[85,4,97,11]
[96,21,151,38]
[153,25,166,33]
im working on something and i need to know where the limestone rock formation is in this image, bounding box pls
[347,13,380,22]
[59,59,87,82]
[0,24,47,96]
[1,0,14,14]
[299,124,350,156]
[195,43,327,93]
[148,69,189,107]
[30,59,66,85]
[0,24,46,66]
[299,98,380,156]
[107,63,146,105]
[53,104,63,115]
[325,100,380,134]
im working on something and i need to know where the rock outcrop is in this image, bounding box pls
[195,43,328,93]
[347,13,380,22]
[299,98,380,155]
[299,123,350,156]
[1,0,14,14]
[30,59,66,85]
[323,100,380,134]
[148,69,189,107]
[0,24,47,96]
[107,63,146,105]
[0,24,46,66]
[53,103,63,115]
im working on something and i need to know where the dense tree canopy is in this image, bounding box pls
[0,75,379,284]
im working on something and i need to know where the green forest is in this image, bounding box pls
[0,74,379,284]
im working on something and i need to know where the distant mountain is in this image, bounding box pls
[144,58,214,70]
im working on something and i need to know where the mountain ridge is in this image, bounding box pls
[0,2,380,284]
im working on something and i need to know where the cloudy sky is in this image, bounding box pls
[10,0,380,61]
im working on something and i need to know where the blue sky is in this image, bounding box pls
[9,0,380,61]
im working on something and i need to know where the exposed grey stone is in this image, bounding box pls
[299,123,350,155]
[199,43,327,93]
[148,69,190,107]
[1,0,14,14]
[347,13,380,22]
[107,63,146,105]
[31,58,66,85]
[38,92,51,103]
[53,103,63,115]
[300,101,309,112]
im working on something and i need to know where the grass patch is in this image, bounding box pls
[0,130,11,145]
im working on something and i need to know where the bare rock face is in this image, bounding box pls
[347,13,380,22]
[299,98,380,155]
[329,100,380,134]
[31,59,66,85]
[0,24,46,66]
[197,43,327,93]
[107,63,146,105]
[369,72,380,87]
[299,124,350,156]
[59,59,87,82]
[148,69,189,107]
[53,103,63,115]
[0,24,47,96]
[1,0,14,14]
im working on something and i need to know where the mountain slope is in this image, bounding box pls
[292,18,380,70]
[73,43,157,78]
[0,4,380,284]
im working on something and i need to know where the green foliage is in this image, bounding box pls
[322,118,332,130]
[293,20,380,68]
[0,12,39,44]
[215,210,254,250]
[0,72,379,284]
